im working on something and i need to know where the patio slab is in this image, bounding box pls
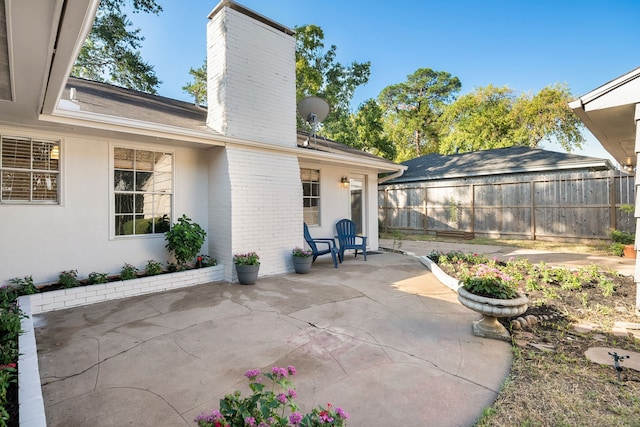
[35,252,511,426]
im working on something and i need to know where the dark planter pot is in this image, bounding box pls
[235,264,259,285]
[292,256,313,274]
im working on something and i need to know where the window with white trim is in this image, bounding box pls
[301,168,320,225]
[114,148,173,236]
[0,135,60,203]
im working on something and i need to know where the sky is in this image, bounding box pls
[127,0,640,165]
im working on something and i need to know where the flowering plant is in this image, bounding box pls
[233,252,260,266]
[195,366,348,427]
[292,247,312,258]
[459,263,518,299]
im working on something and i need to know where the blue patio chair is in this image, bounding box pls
[304,223,341,268]
[335,218,367,261]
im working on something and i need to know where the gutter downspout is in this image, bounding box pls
[378,168,406,184]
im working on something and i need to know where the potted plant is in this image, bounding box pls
[457,263,528,341]
[233,252,260,285]
[612,204,635,258]
[292,247,313,274]
[165,215,207,268]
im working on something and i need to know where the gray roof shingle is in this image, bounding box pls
[386,146,611,183]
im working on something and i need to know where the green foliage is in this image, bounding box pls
[145,260,163,276]
[0,283,23,425]
[182,59,207,105]
[439,83,585,154]
[165,215,207,266]
[199,255,217,267]
[9,276,38,295]
[72,0,162,93]
[120,264,138,280]
[611,229,634,245]
[233,252,260,266]
[295,24,370,129]
[292,247,313,257]
[59,270,80,289]
[610,242,625,257]
[195,366,349,427]
[378,68,461,161]
[459,264,518,299]
[87,272,109,285]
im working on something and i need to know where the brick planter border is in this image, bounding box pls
[17,264,224,426]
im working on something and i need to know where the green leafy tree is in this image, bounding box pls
[182,60,207,105]
[294,25,370,136]
[353,99,396,160]
[439,83,584,154]
[72,0,162,93]
[510,83,585,152]
[379,68,461,161]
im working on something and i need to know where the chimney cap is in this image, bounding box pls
[208,0,294,36]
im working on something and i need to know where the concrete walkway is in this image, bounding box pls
[35,251,511,426]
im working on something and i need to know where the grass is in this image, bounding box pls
[391,232,640,426]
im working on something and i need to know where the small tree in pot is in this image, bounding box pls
[165,215,207,267]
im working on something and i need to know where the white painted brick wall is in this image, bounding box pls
[206,5,296,147]
[227,146,303,279]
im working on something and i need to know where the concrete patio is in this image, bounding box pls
[34,251,512,426]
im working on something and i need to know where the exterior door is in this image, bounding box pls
[349,175,365,235]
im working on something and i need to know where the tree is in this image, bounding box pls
[438,85,519,154]
[439,83,584,154]
[294,25,370,137]
[182,60,207,105]
[353,99,396,160]
[379,68,461,161]
[72,0,162,93]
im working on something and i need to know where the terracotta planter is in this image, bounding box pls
[235,264,259,285]
[623,244,636,259]
[292,256,313,274]
[457,287,528,341]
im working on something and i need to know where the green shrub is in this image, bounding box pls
[9,276,38,295]
[87,272,108,285]
[145,260,163,276]
[165,214,207,266]
[59,270,79,288]
[120,263,138,280]
[611,229,634,244]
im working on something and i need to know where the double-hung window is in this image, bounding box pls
[301,168,320,225]
[0,135,60,203]
[114,148,173,236]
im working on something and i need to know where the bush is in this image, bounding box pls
[120,263,138,280]
[145,260,164,276]
[165,215,207,266]
[611,229,634,245]
[59,270,79,288]
[87,272,108,285]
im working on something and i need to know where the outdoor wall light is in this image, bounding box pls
[340,176,349,188]
[624,156,635,172]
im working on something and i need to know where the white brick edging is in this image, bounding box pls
[17,264,225,426]
[420,256,461,292]
[28,265,225,315]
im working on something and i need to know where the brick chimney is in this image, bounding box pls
[206,1,296,147]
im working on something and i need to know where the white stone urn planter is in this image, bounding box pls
[457,287,528,341]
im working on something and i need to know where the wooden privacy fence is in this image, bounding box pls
[378,170,635,241]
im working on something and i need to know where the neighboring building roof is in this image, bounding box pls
[58,77,401,170]
[384,146,612,184]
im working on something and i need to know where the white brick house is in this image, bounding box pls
[0,1,404,284]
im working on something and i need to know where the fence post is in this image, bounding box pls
[530,180,536,240]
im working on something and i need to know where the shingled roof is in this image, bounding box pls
[384,146,612,184]
[60,77,398,168]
